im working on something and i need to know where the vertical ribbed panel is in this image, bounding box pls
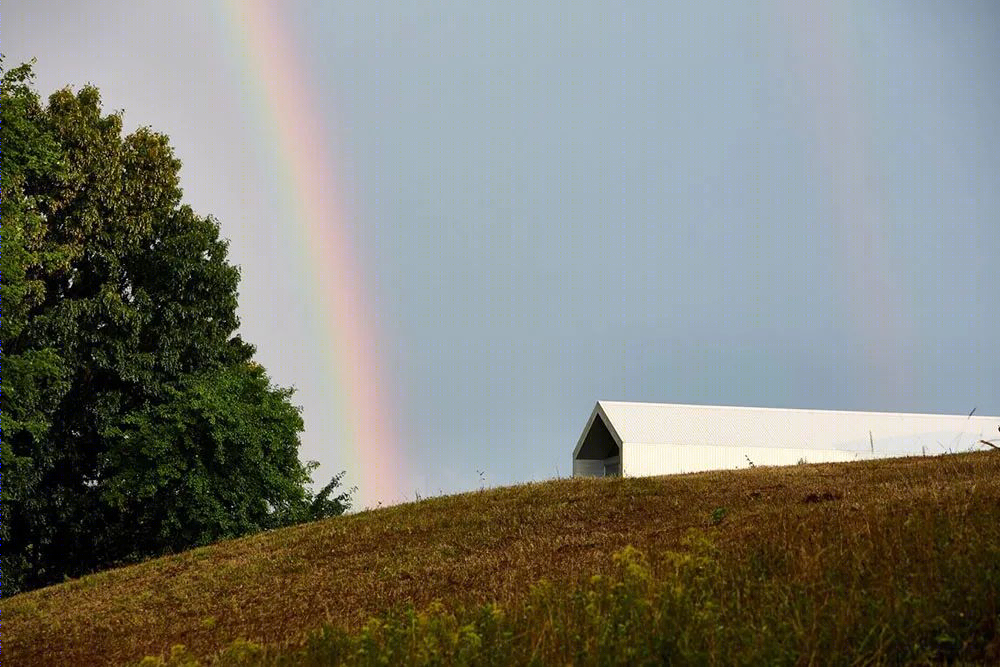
[622,442,872,477]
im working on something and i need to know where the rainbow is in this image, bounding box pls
[214,0,402,509]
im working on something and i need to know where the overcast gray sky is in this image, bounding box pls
[7,0,998,508]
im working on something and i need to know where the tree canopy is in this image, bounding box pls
[1,59,352,595]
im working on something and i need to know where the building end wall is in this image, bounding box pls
[573,459,605,477]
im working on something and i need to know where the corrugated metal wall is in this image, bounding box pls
[623,442,872,477]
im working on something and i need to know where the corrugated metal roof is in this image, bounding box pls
[593,401,999,453]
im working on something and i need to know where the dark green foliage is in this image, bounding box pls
[709,506,726,525]
[1,60,351,594]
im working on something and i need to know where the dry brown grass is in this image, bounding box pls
[6,451,1000,666]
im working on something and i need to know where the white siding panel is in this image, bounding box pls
[623,442,872,477]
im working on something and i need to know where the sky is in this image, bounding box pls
[6,0,998,509]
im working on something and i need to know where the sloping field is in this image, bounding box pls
[7,451,1000,666]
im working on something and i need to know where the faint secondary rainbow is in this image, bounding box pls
[772,0,911,398]
[215,0,402,508]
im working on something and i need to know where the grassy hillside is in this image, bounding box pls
[7,452,1000,666]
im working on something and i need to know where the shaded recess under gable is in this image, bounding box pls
[576,411,620,460]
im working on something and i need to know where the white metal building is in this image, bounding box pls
[573,401,999,478]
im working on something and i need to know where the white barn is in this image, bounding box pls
[573,401,999,478]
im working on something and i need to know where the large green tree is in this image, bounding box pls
[2,60,352,595]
